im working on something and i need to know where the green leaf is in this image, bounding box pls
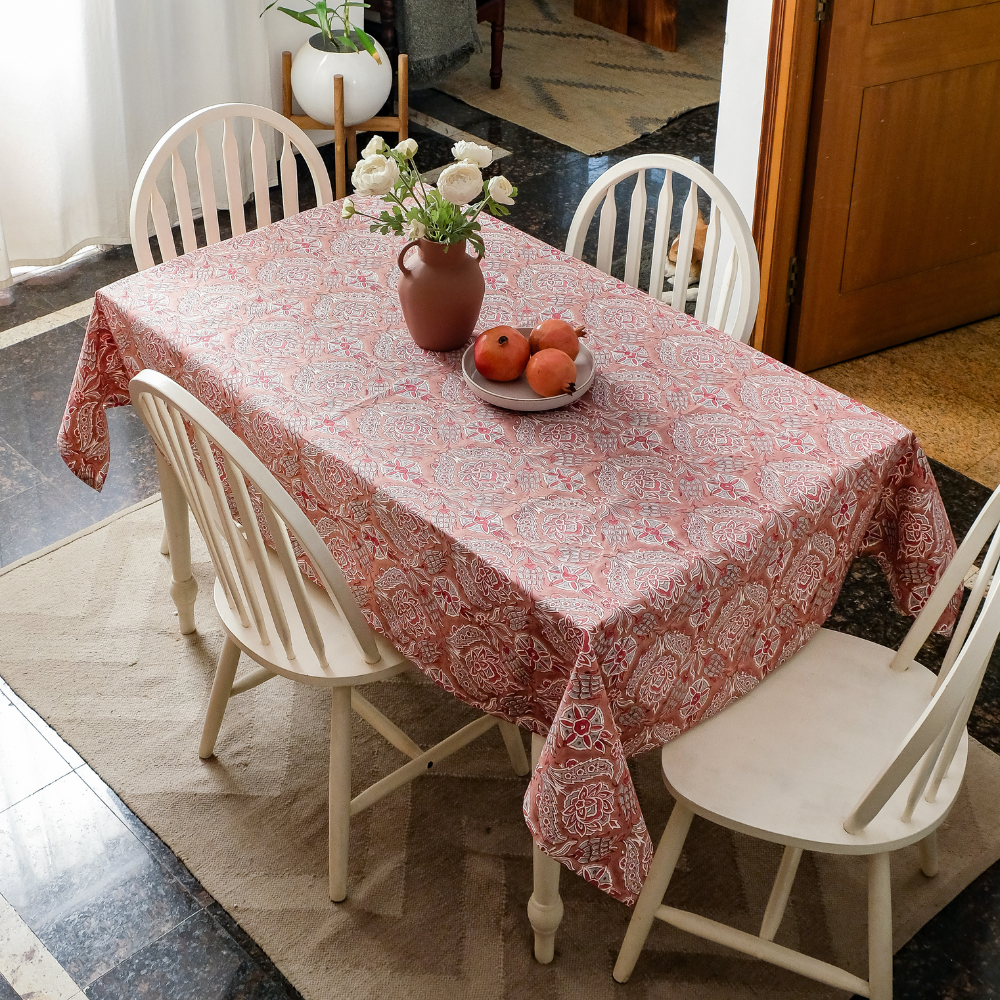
[353,27,381,62]
[275,7,321,29]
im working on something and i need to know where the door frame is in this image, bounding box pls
[750,0,823,361]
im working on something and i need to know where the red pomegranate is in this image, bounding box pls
[526,348,577,397]
[474,325,530,381]
[528,318,586,359]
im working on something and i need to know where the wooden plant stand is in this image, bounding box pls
[281,51,409,200]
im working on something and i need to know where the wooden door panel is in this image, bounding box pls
[788,0,1000,371]
[873,0,1000,24]
[842,60,1000,291]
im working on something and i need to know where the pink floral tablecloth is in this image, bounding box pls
[59,200,957,904]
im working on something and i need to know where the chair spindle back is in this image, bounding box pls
[130,103,334,271]
[845,483,1000,833]
[129,370,380,668]
[565,154,760,344]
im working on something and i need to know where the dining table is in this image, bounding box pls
[58,196,959,960]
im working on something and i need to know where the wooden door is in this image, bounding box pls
[786,0,1000,371]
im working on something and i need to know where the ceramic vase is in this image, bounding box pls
[397,239,485,352]
[291,33,392,127]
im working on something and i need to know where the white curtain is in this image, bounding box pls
[0,1,274,287]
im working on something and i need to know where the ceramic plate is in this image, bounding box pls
[461,330,596,411]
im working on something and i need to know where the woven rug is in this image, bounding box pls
[4,497,1000,999]
[437,0,724,154]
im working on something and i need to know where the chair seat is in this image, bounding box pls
[662,628,968,854]
[214,545,408,688]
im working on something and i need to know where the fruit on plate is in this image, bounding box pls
[474,325,530,381]
[526,348,577,397]
[528,318,586,359]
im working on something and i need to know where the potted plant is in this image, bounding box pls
[342,136,517,352]
[262,1,392,126]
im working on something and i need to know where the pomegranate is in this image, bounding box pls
[526,348,577,397]
[474,325,530,381]
[528,318,586,359]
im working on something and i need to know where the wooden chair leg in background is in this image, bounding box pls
[499,721,530,775]
[155,446,198,635]
[334,75,347,201]
[613,800,695,981]
[759,845,803,941]
[490,6,504,89]
[329,686,353,902]
[527,732,565,963]
[868,853,893,1000]
[199,636,242,759]
[920,830,939,877]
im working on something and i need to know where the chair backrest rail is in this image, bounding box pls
[844,495,1000,833]
[130,371,382,668]
[595,183,617,275]
[192,424,270,640]
[130,104,333,271]
[647,175,673,301]
[564,153,760,344]
[623,169,647,289]
[250,118,272,230]
[693,203,722,325]
[889,484,1000,673]
[194,127,222,245]
[221,118,246,238]
[670,182,700,313]
[222,451,297,659]
[280,133,298,221]
[171,151,198,255]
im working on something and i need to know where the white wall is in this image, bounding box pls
[713,0,773,225]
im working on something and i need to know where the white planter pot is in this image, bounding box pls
[291,33,392,128]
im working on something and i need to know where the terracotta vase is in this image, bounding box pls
[396,239,485,352]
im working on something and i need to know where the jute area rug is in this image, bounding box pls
[5,497,1000,999]
[437,0,725,155]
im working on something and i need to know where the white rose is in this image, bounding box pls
[362,135,387,158]
[394,138,418,158]
[406,220,426,240]
[487,175,515,206]
[351,154,400,197]
[436,161,484,206]
[341,198,355,219]
[451,140,492,168]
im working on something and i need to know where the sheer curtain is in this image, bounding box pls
[0,1,273,287]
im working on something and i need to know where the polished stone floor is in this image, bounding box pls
[2,92,1000,999]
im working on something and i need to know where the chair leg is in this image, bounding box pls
[527,733,564,963]
[919,830,939,877]
[155,447,198,635]
[489,10,504,89]
[614,801,695,983]
[868,852,893,1000]
[499,721,530,776]
[199,636,241,759]
[329,686,352,902]
[760,845,803,941]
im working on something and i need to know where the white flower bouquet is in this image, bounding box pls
[342,136,517,256]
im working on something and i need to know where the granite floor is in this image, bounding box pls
[2,91,1000,999]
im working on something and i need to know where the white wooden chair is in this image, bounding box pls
[129,104,333,634]
[565,154,760,344]
[613,483,1000,999]
[129,369,530,902]
[129,103,333,271]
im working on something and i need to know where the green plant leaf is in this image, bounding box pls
[353,27,380,61]
[275,7,321,29]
